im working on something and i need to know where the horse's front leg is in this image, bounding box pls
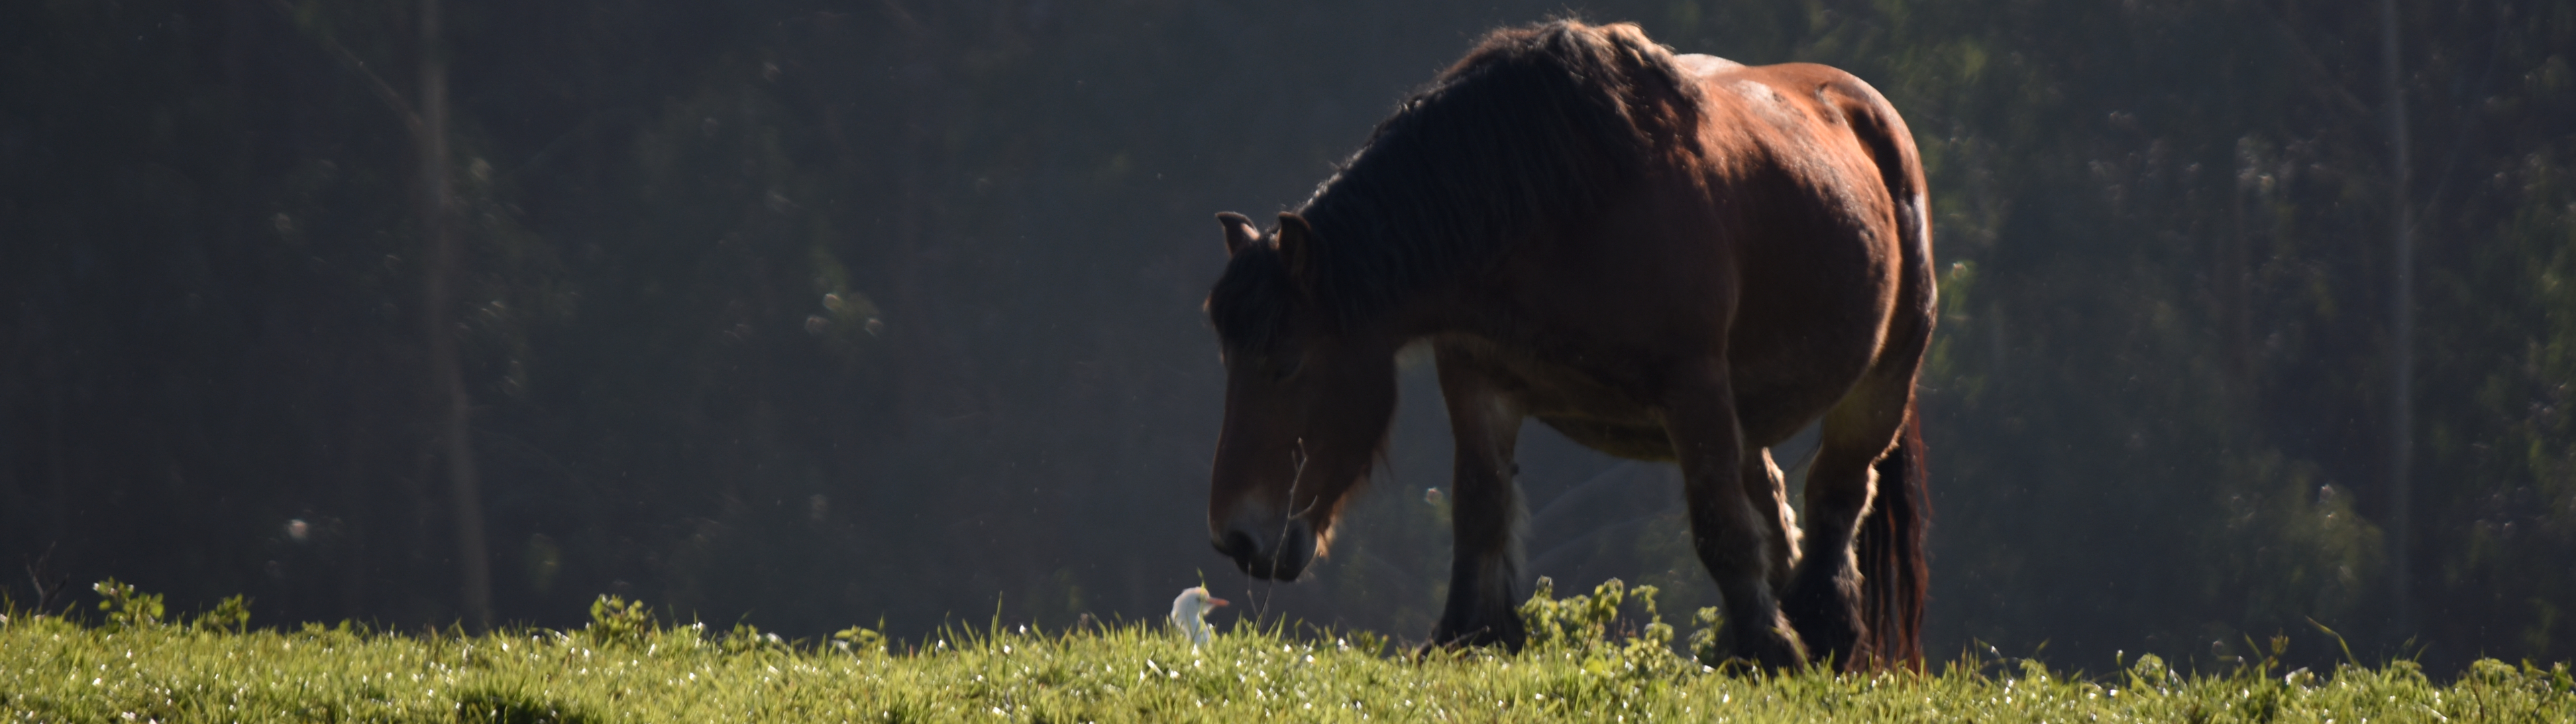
[1430,351,1528,648]
[1664,363,1807,668]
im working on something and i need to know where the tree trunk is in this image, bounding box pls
[2379,0,2413,639]
[417,0,491,631]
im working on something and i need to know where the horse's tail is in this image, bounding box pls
[1856,398,1929,670]
[1824,63,1933,672]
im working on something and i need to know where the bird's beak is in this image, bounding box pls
[1208,597,1230,607]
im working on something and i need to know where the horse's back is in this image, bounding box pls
[1436,55,1927,450]
[1539,59,1923,446]
[1660,62,1922,437]
[1672,53,1744,78]
[1693,61,1926,234]
[1705,60,1937,391]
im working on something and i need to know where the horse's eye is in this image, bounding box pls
[1270,355,1303,383]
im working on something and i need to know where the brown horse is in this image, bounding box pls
[1201,19,1932,671]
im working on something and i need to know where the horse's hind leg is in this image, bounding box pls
[1782,368,1913,670]
[1664,364,1805,668]
[1430,349,1529,648]
[1744,448,1801,593]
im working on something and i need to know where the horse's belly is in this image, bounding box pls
[1468,349,1678,460]
[1449,335,1872,458]
[1727,347,1870,444]
[1520,361,1837,458]
[1536,415,1675,461]
[1440,335,1847,459]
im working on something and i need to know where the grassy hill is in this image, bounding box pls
[3,581,2568,723]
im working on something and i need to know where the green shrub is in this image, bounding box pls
[91,578,163,629]
[581,594,654,649]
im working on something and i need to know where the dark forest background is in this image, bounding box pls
[5,0,2572,672]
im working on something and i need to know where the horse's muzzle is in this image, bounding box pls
[1214,517,1316,581]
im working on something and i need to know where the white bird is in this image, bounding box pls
[1169,587,1229,646]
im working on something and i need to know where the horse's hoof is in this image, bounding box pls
[1706,619,1807,672]
[1788,620,1862,670]
[1428,623,1524,652]
[1745,626,1809,671]
[1782,602,1862,669]
[1782,571,1864,670]
[1704,609,1809,670]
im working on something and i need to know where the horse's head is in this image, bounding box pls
[1202,210,1398,581]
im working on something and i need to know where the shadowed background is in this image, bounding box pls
[4,0,2571,672]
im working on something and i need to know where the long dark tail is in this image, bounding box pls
[1856,398,1928,670]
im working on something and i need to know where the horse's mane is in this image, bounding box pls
[1211,20,1704,350]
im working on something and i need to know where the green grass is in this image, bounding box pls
[2,582,2569,723]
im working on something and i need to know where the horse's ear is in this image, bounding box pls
[1216,211,1260,258]
[1275,211,1317,282]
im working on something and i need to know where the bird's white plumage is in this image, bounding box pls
[1169,587,1228,646]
